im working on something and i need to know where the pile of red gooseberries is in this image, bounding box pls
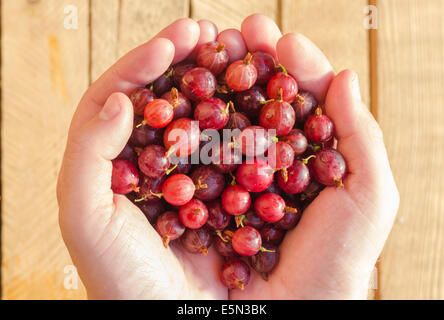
[111,40,347,291]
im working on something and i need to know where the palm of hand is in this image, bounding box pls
[57,16,398,300]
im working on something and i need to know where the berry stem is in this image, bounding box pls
[195,179,208,191]
[334,178,344,188]
[165,163,178,175]
[302,154,316,165]
[277,63,288,76]
[150,190,163,199]
[243,52,253,65]
[165,146,176,158]
[216,42,225,53]
[162,235,170,248]
[315,107,323,116]
[277,88,284,102]
[235,215,245,228]
[135,120,146,128]
[259,246,276,253]
[229,172,236,185]
[285,206,298,214]
[200,245,209,256]
[281,168,288,183]
[134,194,148,203]
[216,230,229,242]
[295,94,305,104]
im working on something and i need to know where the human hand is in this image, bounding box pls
[57,14,399,300]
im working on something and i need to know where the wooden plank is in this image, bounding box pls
[281,0,370,106]
[377,0,444,299]
[91,0,190,82]
[1,0,89,299]
[191,0,278,31]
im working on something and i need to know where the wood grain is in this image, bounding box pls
[281,0,370,106]
[1,0,89,299]
[91,0,189,81]
[191,0,278,31]
[377,0,444,299]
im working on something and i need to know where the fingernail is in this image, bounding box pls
[99,96,121,121]
[352,73,362,101]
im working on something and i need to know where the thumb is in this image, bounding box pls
[58,92,133,236]
[325,70,399,233]
[68,92,134,160]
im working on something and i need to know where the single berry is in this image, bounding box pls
[226,53,258,91]
[251,52,276,84]
[179,199,209,229]
[274,198,301,230]
[267,141,295,171]
[135,174,167,203]
[116,144,138,164]
[161,87,192,120]
[259,88,295,136]
[236,158,274,193]
[234,210,265,230]
[232,226,262,256]
[214,229,237,257]
[221,185,251,215]
[138,145,171,178]
[135,200,165,225]
[190,165,225,201]
[210,142,243,173]
[163,118,201,157]
[260,224,285,245]
[153,67,174,97]
[111,160,139,195]
[292,90,318,123]
[249,242,279,280]
[300,179,325,201]
[304,107,335,143]
[267,64,298,103]
[197,41,229,75]
[254,193,286,223]
[220,258,251,290]
[172,61,196,86]
[129,87,155,115]
[129,115,163,147]
[277,159,311,194]
[311,148,347,187]
[235,85,267,118]
[281,129,308,156]
[161,174,195,206]
[224,102,251,131]
[141,99,174,129]
[194,97,230,130]
[181,227,213,255]
[205,200,231,231]
[180,67,217,101]
[155,211,185,248]
[238,126,272,157]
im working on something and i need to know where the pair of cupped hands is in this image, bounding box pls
[57,14,399,299]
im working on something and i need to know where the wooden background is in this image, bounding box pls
[1,0,443,299]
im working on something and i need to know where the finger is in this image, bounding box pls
[58,92,133,222]
[241,14,282,60]
[156,18,200,64]
[325,70,399,226]
[189,20,219,60]
[216,29,247,63]
[276,33,335,102]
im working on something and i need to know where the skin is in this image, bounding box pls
[57,15,399,300]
